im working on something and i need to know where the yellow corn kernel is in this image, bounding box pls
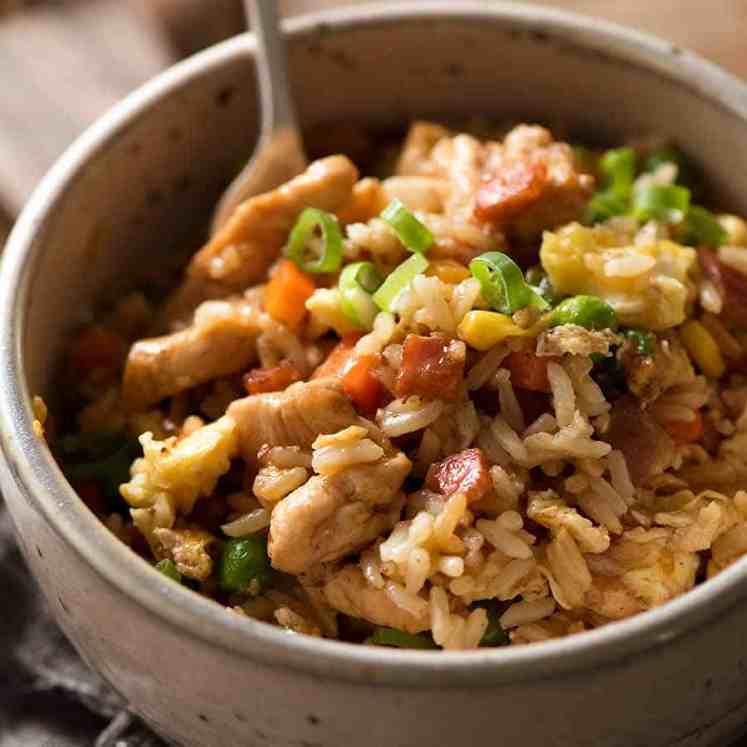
[680,320,726,379]
[718,214,747,247]
[457,311,525,351]
[427,259,471,284]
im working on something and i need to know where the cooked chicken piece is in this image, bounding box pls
[382,176,449,214]
[269,451,410,574]
[161,156,359,326]
[476,125,593,242]
[152,527,216,581]
[537,325,620,358]
[396,121,451,177]
[227,378,358,464]
[123,296,262,409]
[606,395,675,486]
[323,565,430,634]
[336,177,388,225]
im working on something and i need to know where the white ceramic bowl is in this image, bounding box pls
[3,4,747,745]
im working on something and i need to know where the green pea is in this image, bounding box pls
[218,536,273,594]
[550,295,617,331]
[155,559,182,583]
[474,600,510,648]
[623,328,655,356]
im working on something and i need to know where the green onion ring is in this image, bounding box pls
[633,184,690,224]
[380,199,434,254]
[373,253,429,312]
[339,261,383,329]
[469,252,549,315]
[286,207,343,273]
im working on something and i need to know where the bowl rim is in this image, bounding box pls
[3,1,747,689]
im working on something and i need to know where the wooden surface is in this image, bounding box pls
[0,0,746,221]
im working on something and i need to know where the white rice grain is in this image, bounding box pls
[378,397,444,437]
[499,597,556,628]
[221,508,271,537]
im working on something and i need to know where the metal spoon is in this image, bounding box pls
[211,0,307,234]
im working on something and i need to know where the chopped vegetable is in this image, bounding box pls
[218,536,273,594]
[682,206,727,247]
[365,627,437,650]
[473,600,510,647]
[663,410,704,444]
[632,184,690,224]
[311,332,361,379]
[372,253,429,311]
[622,328,655,356]
[156,559,182,583]
[525,265,561,305]
[644,145,694,189]
[679,319,726,379]
[286,207,343,273]
[584,191,628,223]
[457,311,532,351]
[265,259,316,330]
[550,295,617,330]
[426,448,491,503]
[599,147,636,197]
[342,355,385,415]
[469,252,548,315]
[243,361,302,395]
[338,261,383,329]
[475,161,546,222]
[380,199,434,253]
[503,351,552,393]
[395,334,465,401]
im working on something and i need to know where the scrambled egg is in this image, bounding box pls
[540,222,696,330]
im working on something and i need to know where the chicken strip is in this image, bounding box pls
[323,565,430,634]
[227,378,358,464]
[123,296,262,409]
[162,155,359,326]
[269,451,410,575]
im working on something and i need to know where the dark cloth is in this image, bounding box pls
[0,499,166,747]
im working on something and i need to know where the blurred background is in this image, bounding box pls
[0,0,745,248]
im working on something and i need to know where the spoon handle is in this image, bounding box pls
[246,0,298,133]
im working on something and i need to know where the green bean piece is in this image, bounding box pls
[550,295,618,331]
[218,536,273,594]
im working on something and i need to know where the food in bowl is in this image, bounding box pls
[48,121,747,650]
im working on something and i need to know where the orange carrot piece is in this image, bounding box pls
[342,355,384,415]
[243,361,302,395]
[70,326,125,375]
[504,351,552,393]
[264,259,315,331]
[311,333,362,379]
[663,410,704,444]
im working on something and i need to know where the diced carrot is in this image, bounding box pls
[70,326,126,375]
[312,333,362,379]
[72,479,108,516]
[475,161,547,223]
[264,259,316,331]
[503,351,552,393]
[243,361,302,395]
[395,334,466,401]
[425,448,491,504]
[342,355,385,416]
[663,410,704,445]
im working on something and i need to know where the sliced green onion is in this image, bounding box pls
[372,253,429,312]
[633,184,690,224]
[469,252,549,315]
[550,295,618,330]
[286,207,343,273]
[339,261,383,329]
[599,147,636,197]
[155,559,182,583]
[380,199,434,254]
[682,205,727,247]
[525,265,561,306]
[365,627,438,650]
[584,190,629,224]
[623,328,655,356]
[472,600,510,647]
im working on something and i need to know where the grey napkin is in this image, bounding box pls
[0,499,166,747]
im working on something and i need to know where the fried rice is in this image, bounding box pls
[48,121,747,651]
